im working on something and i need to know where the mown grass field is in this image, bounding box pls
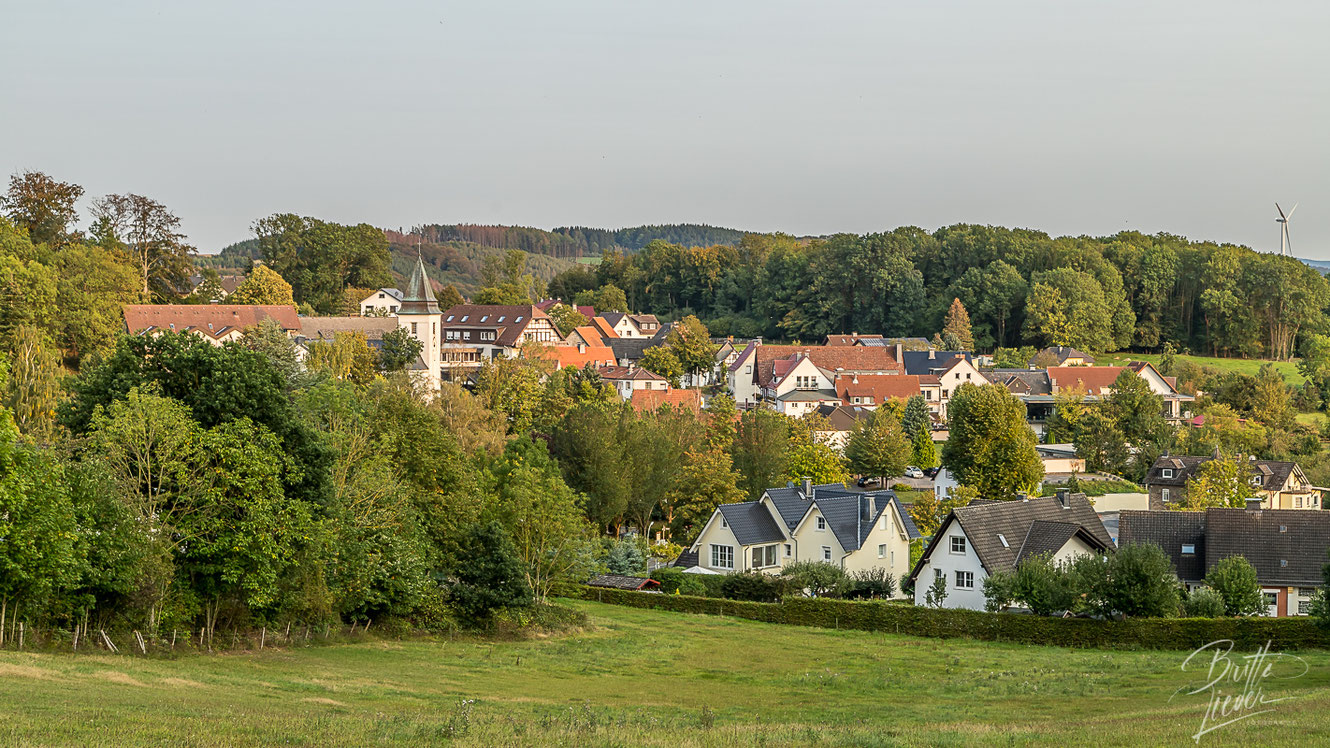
[1,600,1328,746]
[1100,352,1304,385]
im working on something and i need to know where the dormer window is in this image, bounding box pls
[1162,468,1173,479]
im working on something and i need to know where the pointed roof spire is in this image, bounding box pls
[399,251,440,314]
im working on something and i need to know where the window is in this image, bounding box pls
[460,315,469,322]
[877,544,886,558]
[378,293,385,299]
[1161,488,1171,503]
[1251,476,1262,487]
[515,316,524,322]
[710,545,734,569]
[997,533,1009,548]
[752,545,777,568]
[480,315,489,322]
[949,536,966,554]
[965,373,971,380]
[822,546,832,562]
[497,316,506,322]
[816,516,826,531]
[1162,468,1173,478]
[446,315,455,321]
[411,322,418,334]
[1280,559,1288,568]
[1299,588,1317,598]
[721,517,727,528]
[955,571,974,589]
[942,389,949,398]
[1181,544,1196,555]
[934,568,945,582]
[1263,591,1278,609]
[784,544,791,557]
[1299,600,1310,615]
[1296,497,1303,508]
[924,391,932,400]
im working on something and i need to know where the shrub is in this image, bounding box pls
[1106,543,1180,618]
[1066,553,1112,618]
[779,561,853,598]
[845,567,896,600]
[721,571,788,603]
[924,575,947,608]
[677,576,707,597]
[1012,553,1077,616]
[1183,588,1228,618]
[449,522,533,624]
[605,538,647,576]
[1205,556,1264,616]
[650,567,686,594]
[983,570,1017,612]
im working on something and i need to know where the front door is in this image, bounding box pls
[1263,589,1280,617]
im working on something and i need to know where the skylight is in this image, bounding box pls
[480,315,489,322]
[515,316,524,322]
[461,315,469,322]
[997,534,1008,548]
[446,315,454,321]
[1181,544,1195,555]
[497,316,505,322]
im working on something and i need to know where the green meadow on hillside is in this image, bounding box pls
[0,601,1326,746]
[1099,352,1305,386]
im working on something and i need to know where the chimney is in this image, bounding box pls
[1056,488,1070,509]
[852,374,859,384]
[895,343,903,363]
[802,477,812,497]
[851,331,858,337]
[1245,498,1264,512]
[929,349,936,360]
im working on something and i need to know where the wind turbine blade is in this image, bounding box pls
[1287,203,1298,219]
[1276,203,1287,219]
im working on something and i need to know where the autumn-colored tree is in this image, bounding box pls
[941,297,974,351]
[640,346,683,388]
[1,171,84,247]
[1181,455,1256,510]
[306,332,378,386]
[229,264,295,306]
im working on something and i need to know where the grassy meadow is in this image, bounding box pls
[1099,352,1304,386]
[1,600,1328,746]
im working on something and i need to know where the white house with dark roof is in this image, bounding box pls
[907,491,1114,610]
[759,353,842,418]
[360,287,403,316]
[683,479,922,593]
[1144,454,1320,510]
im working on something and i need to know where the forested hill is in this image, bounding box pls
[414,223,747,258]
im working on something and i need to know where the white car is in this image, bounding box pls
[904,466,924,479]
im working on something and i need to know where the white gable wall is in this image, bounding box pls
[913,517,988,610]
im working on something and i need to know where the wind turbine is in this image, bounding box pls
[1276,202,1297,256]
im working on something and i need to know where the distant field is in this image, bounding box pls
[1,601,1327,746]
[1100,352,1305,385]
[575,256,603,265]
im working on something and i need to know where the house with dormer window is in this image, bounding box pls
[758,353,842,417]
[437,304,562,381]
[682,479,921,593]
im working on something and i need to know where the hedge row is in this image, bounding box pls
[575,587,1330,651]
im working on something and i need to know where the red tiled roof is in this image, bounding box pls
[834,374,921,403]
[123,304,300,337]
[1047,366,1127,394]
[571,325,604,345]
[751,345,903,386]
[591,317,620,339]
[632,388,701,413]
[543,344,617,370]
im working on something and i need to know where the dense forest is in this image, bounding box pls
[537,227,1329,359]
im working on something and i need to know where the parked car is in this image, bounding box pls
[856,476,882,488]
[904,466,924,479]
[923,467,942,479]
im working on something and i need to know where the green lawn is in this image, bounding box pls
[1099,352,1304,385]
[1,601,1328,746]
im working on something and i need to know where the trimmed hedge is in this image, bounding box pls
[575,587,1330,651]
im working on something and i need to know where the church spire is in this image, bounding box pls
[399,251,440,314]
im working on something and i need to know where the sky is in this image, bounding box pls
[3,1,1328,256]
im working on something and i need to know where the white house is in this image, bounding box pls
[599,312,662,339]
[907,491,1113,611]
[684,480,922,594]
[759,352,842,418]
[360,288,403,316]
[437,303,562,381]
[599,365,669,400]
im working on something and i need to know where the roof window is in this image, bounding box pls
[1162,468,1173,478]
[460,315,469,322]
[497,316,505,322]
[480,315,489,322]
[1181,544,1196,555]
[997,534,1009,548]
[446,315,454,321]
[516,316,524,322]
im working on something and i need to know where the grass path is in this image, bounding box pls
[1,601,1328,745]
[1100,352,1304,385]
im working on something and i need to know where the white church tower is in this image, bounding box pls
[397,253,442,391]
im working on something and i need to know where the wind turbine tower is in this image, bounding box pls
[1276,202,1297,256]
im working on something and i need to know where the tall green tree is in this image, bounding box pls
[942,383,1044,498]
[844,408,908,482]
[90,193,195,299]
[1,171,84,247]
[229,263,295,305]
[252,213,392,314]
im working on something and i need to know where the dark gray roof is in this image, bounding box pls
[1036,346,1094,365]
[1014,520,1095,566]
[909,493,1112,582]
[608,338,656,361]
[1146,455,1299,492]
[764,487,810,530]
[983,369,1053,396]
[901,350,972,376]
[814,404,876,431]
[586,574,659,590]
[717,502,786,546]
[672,549,699,568]
[600,312,627,327]
[1118,510,1207,582]
[1205,508,1330,586]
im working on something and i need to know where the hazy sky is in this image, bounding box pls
[4,1,1328,256]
